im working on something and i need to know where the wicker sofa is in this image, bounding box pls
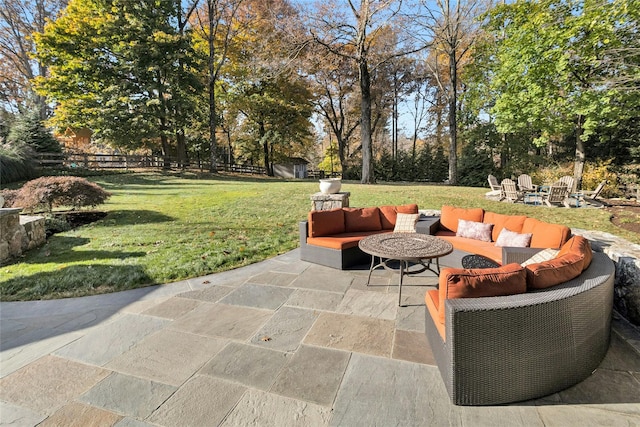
[423,206,615,405]
[299,204,418,269]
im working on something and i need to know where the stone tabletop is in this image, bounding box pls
[358,233,453,260]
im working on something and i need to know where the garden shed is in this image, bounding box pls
[273,157,309,179]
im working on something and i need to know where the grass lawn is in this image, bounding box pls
[1,171,636,301]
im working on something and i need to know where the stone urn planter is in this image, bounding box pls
[319,178,342,194]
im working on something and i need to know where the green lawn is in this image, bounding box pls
[1,171,636,301]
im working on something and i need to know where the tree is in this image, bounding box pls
[309,0,419,184]
[192,0,245,172]
[484,0,637,190]
[0,0,67,116]
[415,0,489,185]
[34,0,201,166]
[7,109,61,153]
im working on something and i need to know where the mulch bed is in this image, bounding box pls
[603,199,640,235]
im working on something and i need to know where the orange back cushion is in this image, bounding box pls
[308,208,345,237]
[437,263,526,323]
[344,207,382,232]
[557,235,593,271]
[482,212,527,242]
[525,253,584,290]
[379,204,418,229]
[521,218,571,249]
[440,205,484,233]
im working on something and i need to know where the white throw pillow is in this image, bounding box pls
[521,248,560,267]
[495,228,533,247]
[456,219,493,242]
[393,213,419,233]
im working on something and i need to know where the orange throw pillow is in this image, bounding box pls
[308,208,345,237]
[440,205,484,233]
[525,253,584,290]
[344,207,382,232]
[437,263,526,323]
[557,235,593,271]
[521,218,571,249]
[483,212,527,242]
[379,204,418,229]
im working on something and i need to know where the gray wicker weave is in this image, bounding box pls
[425,252,614,405]
[299,221,372,269]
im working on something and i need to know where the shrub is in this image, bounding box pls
[7,176,111,213]
[7,110,61,153]
[0,142,37,183]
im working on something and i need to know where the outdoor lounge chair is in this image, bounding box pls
[500,179,524,203]
[558,175,575,193]
[542,181,570,207]
[573,180,608,207]
[486,174,502,198]
[517,174,538,192]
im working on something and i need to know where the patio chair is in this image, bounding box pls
[488,174,501,192]
[517,174,538,192]
[573,180,608,207]
[542,181,570,207]
[486,174,502,198]
[500,179,524,203]
[558,175,575,193]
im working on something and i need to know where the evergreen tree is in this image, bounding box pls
[7,109,61,153]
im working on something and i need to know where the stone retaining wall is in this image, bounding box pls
[0,209,46,264]
[574,228,640,326]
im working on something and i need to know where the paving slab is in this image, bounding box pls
[330,353,451,426]
[536,405,640,426]
[246,271,299,287]
[336,289,397,320]
[220,283,294,310]
[250,307,319,352]
[221,389,332,426]
[599,331,640,372]
[113,418,156,427]
[392,329,436,365]
[285,289,344,312]
[140,296,201,319]
[0,401,46,426]
[556,368,640,413]
[0,355,110,415]
[38,402,122,427]
[177,285,235,303]
[169,303,272,340]
[79,372,176,419]
[270,345,350,406]
[0,330,84,378]
[53,313,169,366]
[199,342,290,390]
[290,265,353,293]
[396,304,426,332]
[349,275,390,293]
[304,312,395,357]
[105,329,227,386]
[147,375,246,427]
[450,404,545,427]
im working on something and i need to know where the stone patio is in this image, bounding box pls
[1,249,640,426]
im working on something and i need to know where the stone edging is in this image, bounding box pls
[573,228,640,327]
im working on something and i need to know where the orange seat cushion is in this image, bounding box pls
[309,208,345,237]
[306,231,388,250]
[483,212,527,242]
[524,253,584,290]
[557,235,593,271]
[437,264,526,324]
[425,290,445,340]
[436,233,503,264]
[521,218,571,249]
[440,205,484,233]
[379,204,419,230]
[344,207,382,232]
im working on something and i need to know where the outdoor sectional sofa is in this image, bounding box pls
[299,203,419,269]
[424,205,615,405]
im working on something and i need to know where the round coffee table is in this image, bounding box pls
[358,233,453,306]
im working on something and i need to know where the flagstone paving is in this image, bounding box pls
[1,249,640,426]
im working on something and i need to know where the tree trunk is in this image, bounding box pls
[260,121,273,176]
[448,51,458,185]
[360,59,374,184]
[176,127,188,168]
[573,115,585,192]
[208,0,217,173]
